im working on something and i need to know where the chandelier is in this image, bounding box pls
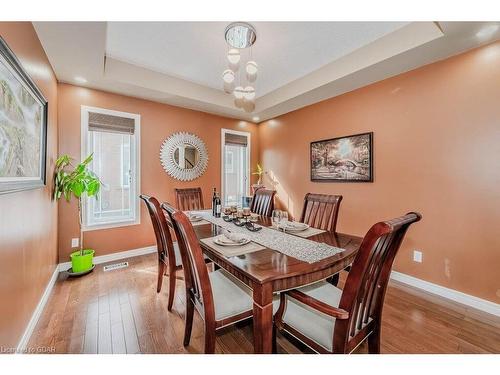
[222,22,258,113]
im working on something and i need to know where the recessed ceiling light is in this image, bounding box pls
[74,76,87,84]
[476,24,499,39]
[252,116,260,122]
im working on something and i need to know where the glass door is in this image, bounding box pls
[221,129,250,207]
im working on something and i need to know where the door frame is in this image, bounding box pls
[220,128,251,206]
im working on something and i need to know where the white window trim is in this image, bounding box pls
[80,105,141,232]
[221,128,251,205]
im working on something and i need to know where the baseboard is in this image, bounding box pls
[390,271,500,317]
[16,265,60,353]
[58,245,157,272]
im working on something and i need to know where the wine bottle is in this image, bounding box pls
[212,187,217,216]
[214,192,222,218]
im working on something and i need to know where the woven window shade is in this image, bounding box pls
[225,133,247,146]
[88,112,135,134]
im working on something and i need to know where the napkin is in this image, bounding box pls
[223,231,250,244]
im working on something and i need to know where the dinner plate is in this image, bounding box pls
[189,215,203,222]
[280,222,309,232]
[213,235,251,247]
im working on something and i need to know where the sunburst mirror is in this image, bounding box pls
[160,132,208,181]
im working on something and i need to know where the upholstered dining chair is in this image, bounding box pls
[300,193,343,233]
[300,193,344,285]
[139,195,182,311]
[163,203,278,354]
[274,212,422,354]
[175,187,204,211]
[249,188,276,217]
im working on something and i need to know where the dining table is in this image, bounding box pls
[190,212,362,354]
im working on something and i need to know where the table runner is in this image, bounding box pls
[189,211,344,264]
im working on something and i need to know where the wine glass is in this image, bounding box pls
[272,210,281,227]
[280,211,289,224]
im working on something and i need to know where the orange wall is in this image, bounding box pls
[259,42,500,303]
[57,84,259,261]
[0,23,59,347]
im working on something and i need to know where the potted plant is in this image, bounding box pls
[54,154,101,274]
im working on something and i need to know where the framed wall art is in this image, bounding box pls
[0,37,48,194]
[311,132,373,182]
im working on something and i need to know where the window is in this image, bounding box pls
[221,129,250,207]
[81,106,140,230]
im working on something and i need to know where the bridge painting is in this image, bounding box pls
[310,132,373,182]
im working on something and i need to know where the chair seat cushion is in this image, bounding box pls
[282,281,343,352]
[209,270,280,322]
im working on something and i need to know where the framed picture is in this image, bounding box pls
[311,132,373,182]
[0,37,48,194]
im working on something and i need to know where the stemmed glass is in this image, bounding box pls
[280,211,289,232]
[272,210,281,227]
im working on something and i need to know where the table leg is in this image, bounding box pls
[252,282,274,354]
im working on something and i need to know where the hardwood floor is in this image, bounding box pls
[28,253,500,354]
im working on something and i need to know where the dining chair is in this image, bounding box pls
[139,194,182,311]
[175,187,204,211]
[249,188,276,217]
[274,212,422,354]
[300,193,343,233]
[300,193,344,285]
[163,203,258,353]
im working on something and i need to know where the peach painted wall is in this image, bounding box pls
[57,83,259,261]
[0,23,59,347]
[258,42,500,303]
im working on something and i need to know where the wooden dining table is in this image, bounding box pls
[192,215,362,354]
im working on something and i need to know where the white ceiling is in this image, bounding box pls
[106,22,408,97]
[33,21,500,122]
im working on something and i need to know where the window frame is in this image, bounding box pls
[80,105,141,231]
[220,128,251,206]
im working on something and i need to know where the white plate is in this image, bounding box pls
[189,215,203,222]
[280,222,309,232]
[213,235,251,247]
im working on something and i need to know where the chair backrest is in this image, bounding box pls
[175,187,204,211]
[250,188,276,217]
[162,203,215,322]
[299,193,343,232]
[333,212,422,352]
[139,194,177,266]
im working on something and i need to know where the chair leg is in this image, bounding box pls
[183,298,194,347]
[204,322,216,354]
[367,327,381,354]
[167,264,176,311]
[157,261,165,293]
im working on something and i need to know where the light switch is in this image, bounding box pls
[413,250,423,263]
[71,238,79,248]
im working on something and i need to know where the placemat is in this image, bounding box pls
[200,237,266,257]
[190,219,211,226]
[272,225,326,238]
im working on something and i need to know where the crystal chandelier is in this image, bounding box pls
[222,22,258,113]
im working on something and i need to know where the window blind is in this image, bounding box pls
[88,112,135,134]
[225,133,248,146]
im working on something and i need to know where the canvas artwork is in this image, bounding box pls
[0,37,47,193]
[311,132,373,182]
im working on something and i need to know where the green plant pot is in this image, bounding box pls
[70,249,95,273]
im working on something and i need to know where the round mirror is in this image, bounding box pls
[173,144,199,170]
[160,132,208,181]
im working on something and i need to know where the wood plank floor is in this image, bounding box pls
[28,253,500,354]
